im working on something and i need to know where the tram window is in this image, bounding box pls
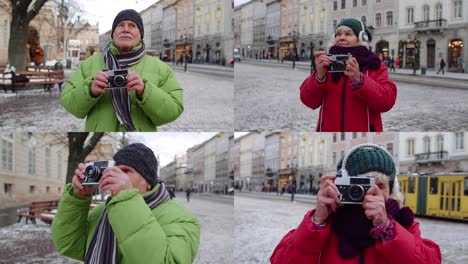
[451,198,455,211]
[458,198,461,211]
[441,182,444,195]
[429,177,438,194]
[465,177,468,195]
[440,197,443,210]
[408,177,415,193]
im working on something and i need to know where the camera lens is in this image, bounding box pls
[336,61,346,71]
[348,185,365,201]
[114,75,126,87]
[85,165,102,181]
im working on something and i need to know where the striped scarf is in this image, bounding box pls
[103,41,146,131]
[84,181,170,264]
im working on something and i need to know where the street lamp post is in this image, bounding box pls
[183,35,188,72]
[413,37,418,76]
[289,30,299,70]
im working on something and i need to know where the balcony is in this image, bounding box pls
[414,19,447,33]
[414,151,448,163]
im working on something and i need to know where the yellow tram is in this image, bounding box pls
[399,173,468,220]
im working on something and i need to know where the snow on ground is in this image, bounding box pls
[234,194,468,264]
[0,194,233,264]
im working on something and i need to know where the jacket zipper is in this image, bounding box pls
[341,77,347,132]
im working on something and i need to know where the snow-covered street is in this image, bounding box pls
[0,193,233,264]
[234,194,468,264]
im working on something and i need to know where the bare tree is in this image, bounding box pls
[66,132,105,184]
[7,0,48,70]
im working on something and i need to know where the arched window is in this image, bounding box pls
[423,5,430,21]
[423,136,431,153]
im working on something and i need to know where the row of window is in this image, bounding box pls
[3,183,62,195]
[1,135,63,178]
[406,177,468,197]
[332,132,368,143]
[406,132,464,156]
[405,2,458,25]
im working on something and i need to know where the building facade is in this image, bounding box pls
[0,133,68,208]
[399,132,468,174]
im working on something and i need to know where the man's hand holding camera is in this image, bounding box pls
[90,70,145,98]
[90,71,109,97]
[363,185,388,226]
[72,163,135,197]
[126,71,145,98]
[72,163,95,198]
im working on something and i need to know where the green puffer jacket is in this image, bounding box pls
[60,44,183,132]
[51,184,200,264]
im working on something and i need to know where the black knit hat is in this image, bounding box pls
[337,144,396,190]
[113,143,158,188]
[111,9,144,39]
[336,18,372,42]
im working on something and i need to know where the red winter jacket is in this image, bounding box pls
[300,63,397,132]
[270,210,441,264]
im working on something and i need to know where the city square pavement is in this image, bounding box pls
[0,68,233,132]
[0,193,233,264]
[235,62,468,131]
[234,193,468,264]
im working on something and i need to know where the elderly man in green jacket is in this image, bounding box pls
[60,9,183,131]
[51,143,200,264]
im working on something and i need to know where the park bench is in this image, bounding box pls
[16,199,101,224]
[16,200,59,224]
[1,68,65,94]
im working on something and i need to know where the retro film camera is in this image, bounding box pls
[103,69,128,89]
[327,53,352,72]
[82,160,116,185]
[334,174,375,204]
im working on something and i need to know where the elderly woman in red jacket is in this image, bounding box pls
[300,18,397,132]
[271,144,441,264]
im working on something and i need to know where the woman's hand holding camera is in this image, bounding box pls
[72,163,94,198]
[314,175,342,225]
[99,166,133,197]
[91,71,108,97]
[314,51,331,80]
[126,71,145,98]
[363,185,388,226]
[343,57,361,81]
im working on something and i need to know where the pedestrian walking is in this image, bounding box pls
[271,144,441,264]
[51,143,200,264]
[60,9,183,132]
[389,56,396,72]
[186,186,192,203]
[437,58,446,75]
[300,17,397,132]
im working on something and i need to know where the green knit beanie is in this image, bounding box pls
[336,18,373,42]
[336,145,395,190]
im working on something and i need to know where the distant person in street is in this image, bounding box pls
[300,17,397,132]
[271,144,441,263]
[31,44,45,66]
[51,143,200,264]
[395,56,401,69]
[186,186,192,203]
[60,9,183,132]
[389,56,396,72]
[437,58,446,75]
[168,187,176,200]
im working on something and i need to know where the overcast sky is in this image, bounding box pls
[128,132,218,167]
[79,0,160,34]
[234,0,250,7]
